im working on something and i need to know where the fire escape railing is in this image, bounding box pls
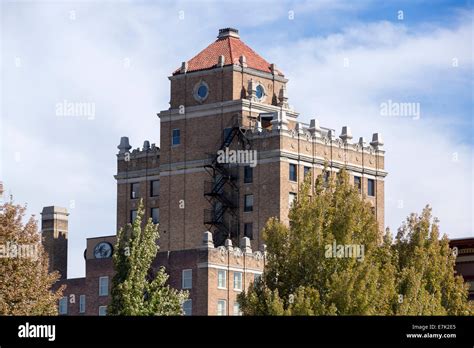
[203,115,252,246]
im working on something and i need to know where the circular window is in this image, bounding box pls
[197,85,208,99]
[256,84,265,99]
[193,81,209,102]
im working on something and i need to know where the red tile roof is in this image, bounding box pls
[173,32,283,76]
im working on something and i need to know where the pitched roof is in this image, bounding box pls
[173,28,283,76]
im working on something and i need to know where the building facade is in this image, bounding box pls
[450,238,474,301]
[47,28,390,316]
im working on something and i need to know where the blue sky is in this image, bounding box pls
[1,0,473,278]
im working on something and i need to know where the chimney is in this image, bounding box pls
[217,28,240,39]
[41,206,69,279]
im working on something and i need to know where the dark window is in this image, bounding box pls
[151,180,160,197]
[289,164,297,182]
[172,129,180,146]
[151,208,159,224]
[223,128,233,143]
[244,223,253,239]
[304,166,311,177]
[244,194,254,212]
[214,201,223,223]
[354,176,361,192]
[261,115,272,129]
[130,210,138,223]
[368,179,375,196]
[244,166,253,183]
[130,183,140,199]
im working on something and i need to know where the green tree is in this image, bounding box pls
[0,202,64,315]
[393,206,472,315]
[108,200,187,315]
[238,169,471,315]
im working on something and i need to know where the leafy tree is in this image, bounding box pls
[0,202,64,315]
[238,169,471,315]
[108,200,187,315]
[393,207,472,315]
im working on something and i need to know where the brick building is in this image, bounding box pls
[450,238,474,301]
[45,28,391,316]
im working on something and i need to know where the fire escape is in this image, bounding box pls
[203,115,252,247]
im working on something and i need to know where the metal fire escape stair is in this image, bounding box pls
[203,115,252,246]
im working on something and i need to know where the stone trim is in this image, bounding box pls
[168,64,288,83]
[158,99,299,122]
[115,174,160,184]
[197,262,263,274]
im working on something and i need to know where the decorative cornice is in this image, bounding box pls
[158,99,298,122]
[168,64,288,83]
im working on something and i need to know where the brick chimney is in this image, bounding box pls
[41,206,69,279]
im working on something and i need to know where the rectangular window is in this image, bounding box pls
[182,269,192,289]
[130,183,140,199]
[214,201,223,223]
[244,194,254,212]
[354,176,361,193]
[130,210,137,223]
[59,296,68,315]
[98,306,107,316]
[368,178,375,196]
[234,272,242,291]
[217,300,226,316]
[151,180,160,197]
[151,208,159,224]
[304,166,311,177]
[223,127,233,144]
[289,192,297,208]
[289,163,297,182]
[244,222,253,239]
[217,270,227,289]
[79,295,86,314]
[244,166,253,183]
[172,129,180,146]
[99,276,109,296]
[233,302,242,316]
[183,299,192,316]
